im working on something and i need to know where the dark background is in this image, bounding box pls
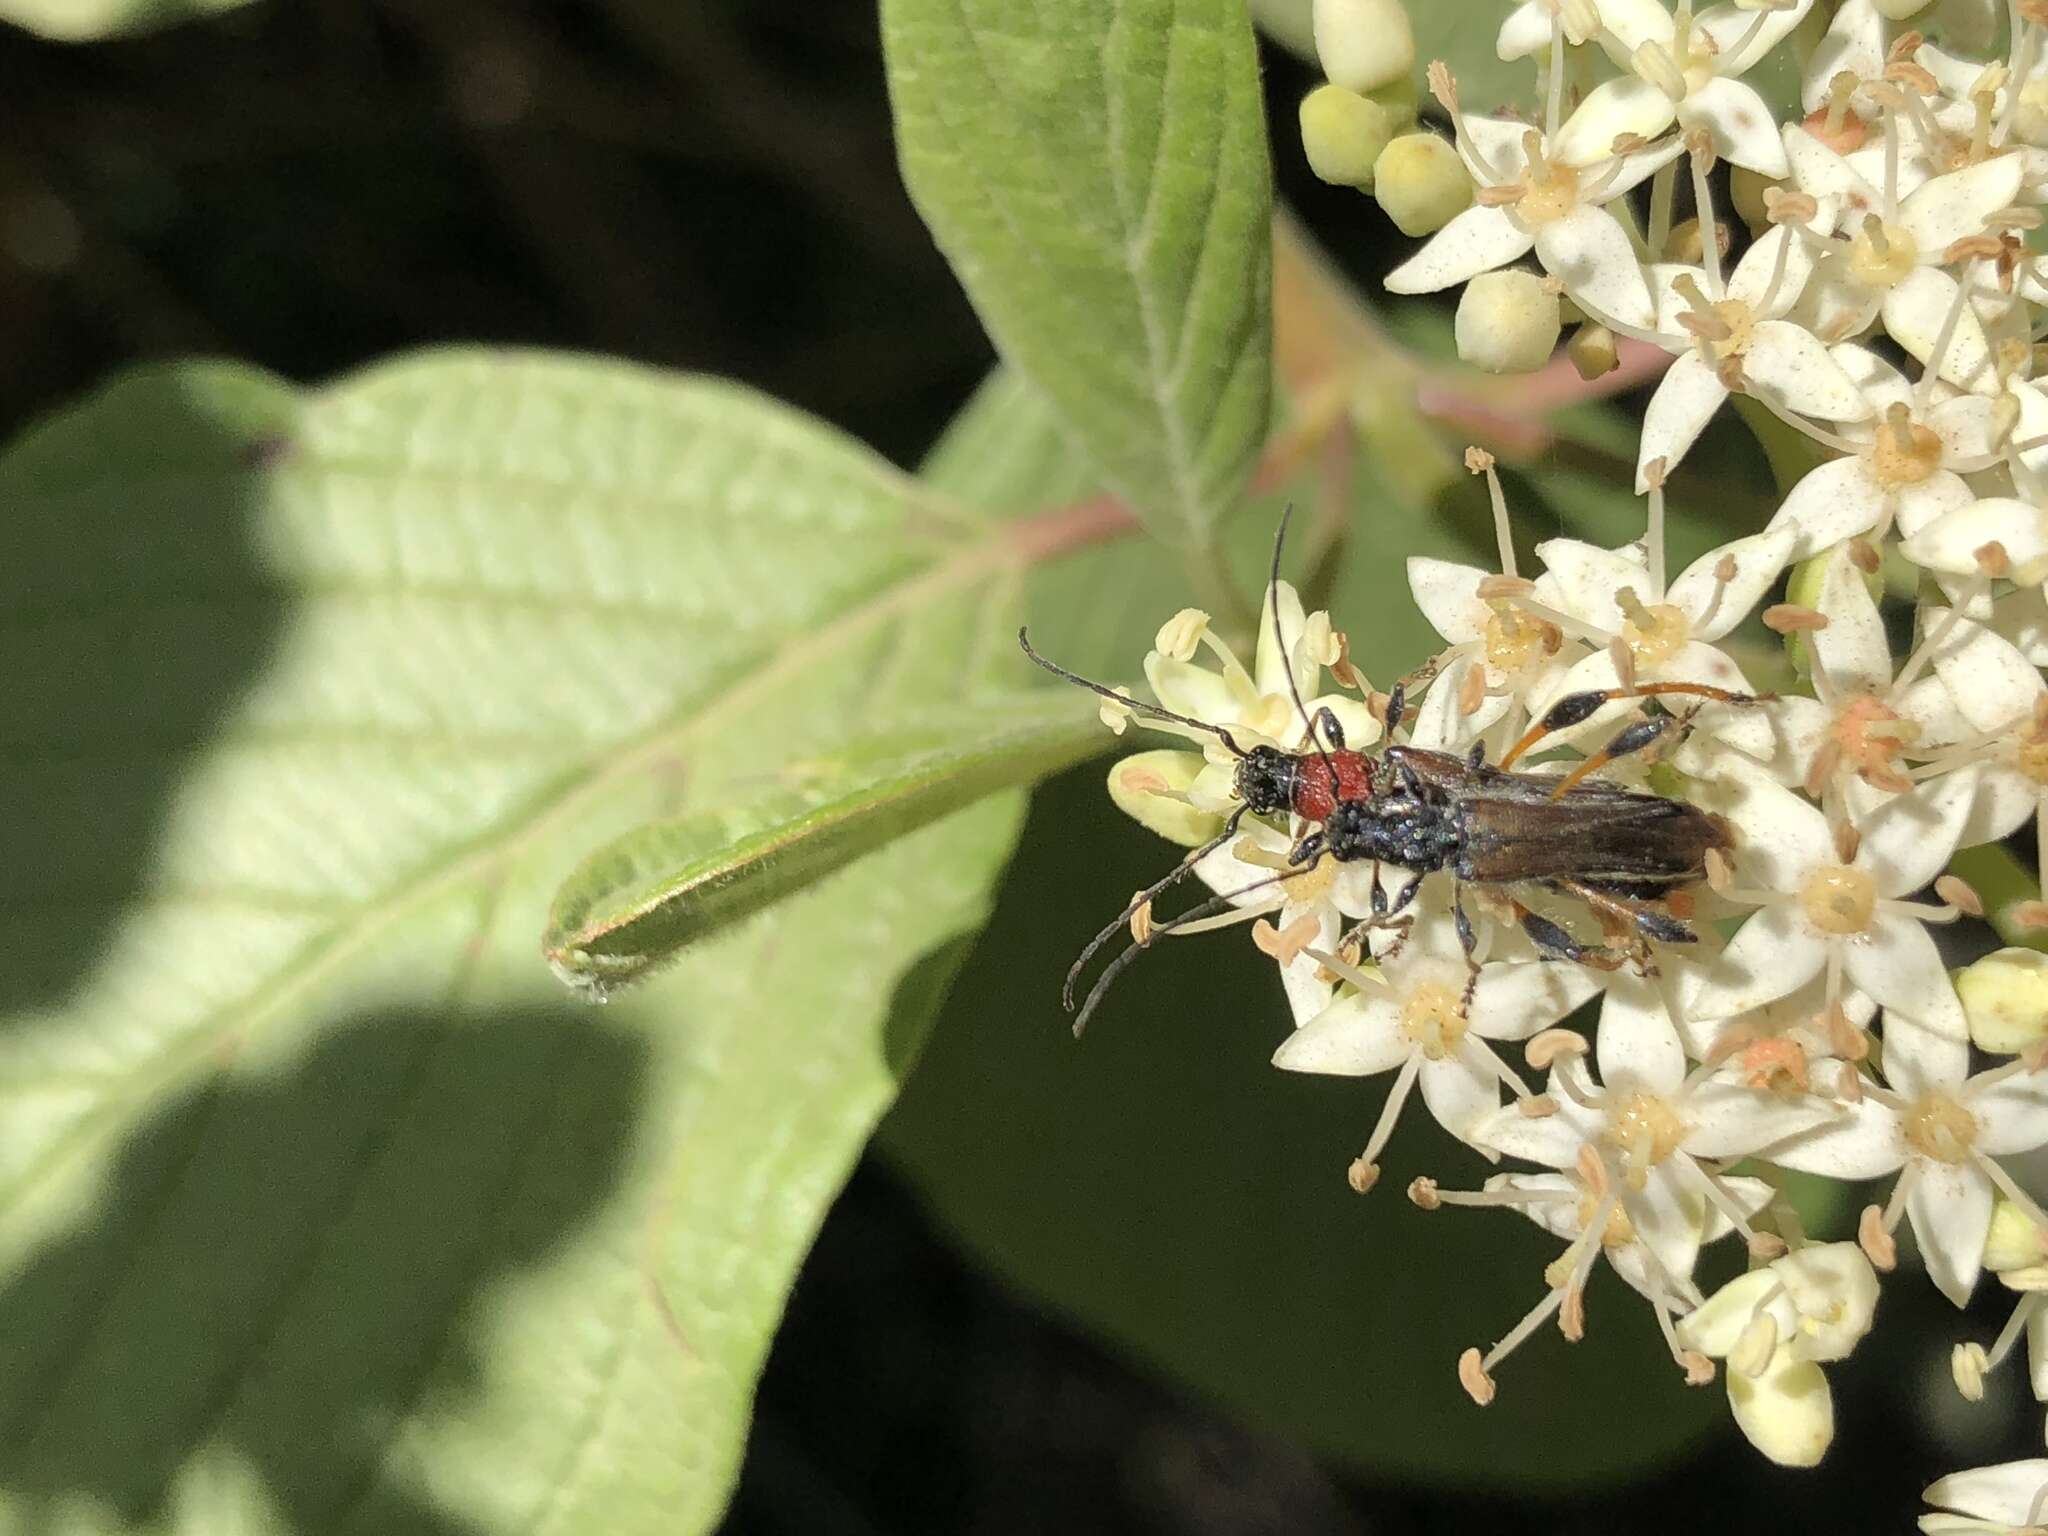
[0,3,2035,1532]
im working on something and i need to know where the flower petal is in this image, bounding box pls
[1890,470,1976,543]
[1808,542,1891,693]
[1924,608,2047,734]
[1727,226,1818,321]
[1882,268,1998,395]
[1469,960,1603,1041]
[1743,321,1873,422]
[1469,1089,1585,1167]
[1971,1074,2048,1158]
[1419,1054,1503,1144]
[1670,525,1797,641]
[1637,351,1729,492]
[1689,903,1830,1021]
[1902,498,2048,587]
[1765,455,1886,560]
[1768,1092,1907,1179]
[1534,206,1655,330]
[1407,558,1494,645]
[1898,155,2028,256]
[1684,1074,1838,1159]
[1531,537,1650,626]
[1923,1461,2048,1525]
[1885,1011,1970,1102]
[1697,0,1814,77]
[1554,76,1679,168]
[1272,992,1410,1076]
[1254,578,1314,702]
[1784,124,1883,222]
[1728,1350,1833,1468]
[1386,204,1536,295]
[1697,764,1833,892]
[1858,759,1980,897]
[1496,0,1554,59]
[1626,1164,1707,1286]
[1842,912,1967,1038]
[1909,1160,1995,1306]
[1679,77,1788,177]
[1596,973,1686,1092]
[1276,897,1343,1029]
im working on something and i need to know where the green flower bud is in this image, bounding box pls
[1372,132,1470,237]
[1984,1198,2048,1283]
[1365,72,1420,127]
[1313,0,1414,94]
[1454,271,1560,374]
[1107,749,1225,848]
[1730,167,1781,233]
[1299,84,1396,188]
[1956,947,2048,1054]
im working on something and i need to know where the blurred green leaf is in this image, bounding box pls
[882,0,1275,550]
[0,0,252,40]
[546,699,1102,998]
[1952,843,2048,952]
[0,352,1127,1533]
[1405,0,1530,116]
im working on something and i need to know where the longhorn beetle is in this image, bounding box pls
[1023,521,1766,1036]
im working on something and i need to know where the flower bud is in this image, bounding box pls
[1373,132,1471,236]
[1730,167,1782,233]
[1956,947,2048,1055]
[1313,0,1414,94]
[1727,1351,1834,1467]
[1567,323,1619,380]
[1985,1198,2048,1279]
[1299,84,1397,188]
[1455,271,1561,374]
[1871,0,1934,16]
[1107,750,1225,847]
[2016,77,2048,146]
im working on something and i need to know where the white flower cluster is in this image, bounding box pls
[1097,0,2048,1512]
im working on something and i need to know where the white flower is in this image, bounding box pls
[1764,344,2001,560]
[1782,132,2022,387]
[1688,765,1979,1037]
[1767,1034,2048,1306]
[1553,0,1817,177]
[1921,1460,2048,1534]
[1386,72,1683,328]
[1471,1023,1832,1287]
[1909,606,2048,868]
[1637,221,1869,489]
[1953,1200,2048,1410]
[1677,1242,1881,1466]
[1517,505,1793,761]
[1403,451,1579,752]
[1274,912,1601,1177]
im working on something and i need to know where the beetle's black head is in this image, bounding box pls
[1233,745,1298,815]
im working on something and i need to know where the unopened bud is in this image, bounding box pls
[1733,168,1783,231]
[1299,83,1398,188]
[1567,322,1619,380]
[1455,270,1561,374]
[1985,1198,2048,1274]
[1956,947,2048,1054]
[1373,132,1471,235]
[1107,750,1226,847]
[1952,1341,1989,1400]
[1313,0,1415,93]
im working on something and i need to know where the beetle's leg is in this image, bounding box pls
[1289,830,1328,867]
[1345,867,1422,959]
[1543,715,1676,799]
[1062,807,1247,1011]
[1511,899,1629,971]
[1305,705,1346,752]
[1452,883,1483,1014]
[1383,682,1406,736]
[1498,681,1769,770]
[1551,877,1697,952]
[1394,755,1427,798]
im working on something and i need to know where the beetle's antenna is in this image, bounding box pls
[1070,859,1315,1037]
[1019,629,1247,757]
[1062,806,1248,1010]
[1269,505,1340,777]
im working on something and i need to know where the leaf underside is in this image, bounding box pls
[0,351,1117,1534]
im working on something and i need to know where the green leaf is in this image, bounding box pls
[0,352,1129,1533]
[0,0,253,40]
[1405,0,1530,116]
[545,699,1103,998]
[882,0,1275,549]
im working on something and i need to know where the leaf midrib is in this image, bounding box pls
[0,503,1115,1227]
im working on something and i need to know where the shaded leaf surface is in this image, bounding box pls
[0,352,1108,1534]
[883,0,1275,547]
